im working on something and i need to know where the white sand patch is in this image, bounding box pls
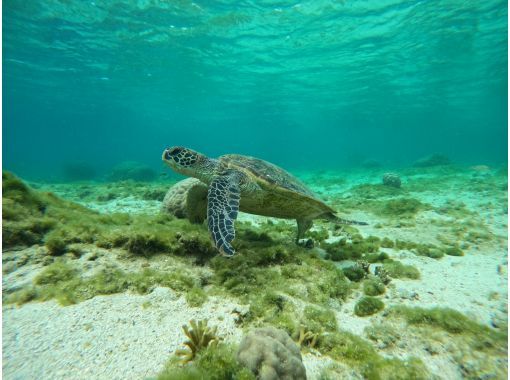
[2,287,336,380]
[2,288,244,380]
[390,248,508,327]
[85,197,161,214]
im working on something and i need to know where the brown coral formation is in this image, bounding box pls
[237,327,306,380]
[160,178,208,223]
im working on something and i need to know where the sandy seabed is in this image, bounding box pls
[3,167,508,379]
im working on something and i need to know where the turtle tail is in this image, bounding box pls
[324,212,368,226]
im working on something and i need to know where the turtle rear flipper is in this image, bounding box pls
[207,171,241,256]
[324,212,368,226]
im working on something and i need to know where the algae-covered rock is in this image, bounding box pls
[237,327,306,380]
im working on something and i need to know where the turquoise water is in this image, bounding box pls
[3,0,508,180]
[2,3,509,379]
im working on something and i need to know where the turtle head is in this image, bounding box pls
[162,146,211,178]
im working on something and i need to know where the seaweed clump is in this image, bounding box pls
[382,260,420,279]
[158,343,255,380]
[354,296,385,317]
[322,235,381,261]
[5,264,201,306]
[319,330,429,379]
[2,171,54,248]
[210,243,352,335]
[363,276,386,296]
[390,306,507,340]
[2,171,119,252]
[388,306,507,379]
[377,198,429,218]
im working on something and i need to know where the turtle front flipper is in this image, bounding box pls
[207,171,242,256]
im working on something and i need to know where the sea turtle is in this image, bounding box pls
[162,146,367,256]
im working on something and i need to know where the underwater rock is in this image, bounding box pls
[160,178,208,223]
[237,326,306,380]
[382,173,401,188]
[107,161,157,182]
[413,154,451,168]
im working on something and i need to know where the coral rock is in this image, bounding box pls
[237,326,306,380]
[160,178,208,223]
[382,173,401,188]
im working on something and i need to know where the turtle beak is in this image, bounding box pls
[162,148,171,162]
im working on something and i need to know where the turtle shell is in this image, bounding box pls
[219,154,335,219]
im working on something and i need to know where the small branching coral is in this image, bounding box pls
[296,326,320,349]
[375,266,392,285]
[175,319,221,364]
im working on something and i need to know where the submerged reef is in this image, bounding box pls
[3,170,508,380]
[107,161,157,182]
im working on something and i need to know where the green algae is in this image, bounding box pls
[5,264,202,306]
[352,183,405,198]
[390,306,507,341]
[394,239,447,259]
[45,232,69,256]
[158,344,255,380]
[377,198,429,217]
[302,305,338,334]
[444,245,464,256]
[322,235,381,261]
[185,287,208,307]
[3,172,216,260]
[362,277,386,296]
[342,265,366,282]
[210,248,352,334]
[380,237,394,248]
[364,323,400,349]
[334,181,430,219]
[34,261,77,285]
[382,260,420,279]
[319,330,429,379]
[3,171,116,250]
[354,296,385,317]
[388,306,507,379]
